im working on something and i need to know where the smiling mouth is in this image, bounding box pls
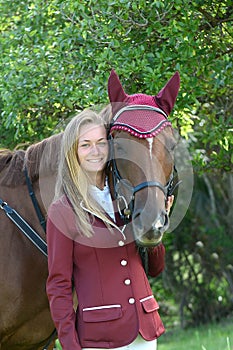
[88,159,104,163]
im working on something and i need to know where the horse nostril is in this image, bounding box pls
[132,209,141,221]
[146,230,156,240]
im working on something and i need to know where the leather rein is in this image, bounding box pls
[0,167,47,256]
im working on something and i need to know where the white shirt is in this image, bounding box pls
[89,183,115,222]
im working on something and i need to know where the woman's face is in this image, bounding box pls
[77,123,108,176]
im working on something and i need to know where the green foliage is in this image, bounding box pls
[0,0,232,172]
[162,172,233,327]
[159,317,233,350]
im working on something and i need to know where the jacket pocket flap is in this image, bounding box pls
[140,296,159,313]
[83,305,122,322]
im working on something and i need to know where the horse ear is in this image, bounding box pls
[154,71,180,115]
[108,69,128,103]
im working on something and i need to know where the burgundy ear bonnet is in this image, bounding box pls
[108,69,180,138]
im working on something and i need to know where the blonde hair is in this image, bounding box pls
[55,109,113,237]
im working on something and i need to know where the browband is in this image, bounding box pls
[112,104,168,122]
[110,104,171,139]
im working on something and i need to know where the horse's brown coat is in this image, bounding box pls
[0,134,62,350]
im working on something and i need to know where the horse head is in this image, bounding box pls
[107,69,180,246]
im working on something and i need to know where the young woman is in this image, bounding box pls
[46,109,173,350]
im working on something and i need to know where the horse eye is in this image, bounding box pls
[114,142,125,154]
[170,142,177,152]
[167,139,177,153]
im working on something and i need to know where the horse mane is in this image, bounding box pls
[0,133,63,187]
[25,132,63,180]
[0,149,26,186]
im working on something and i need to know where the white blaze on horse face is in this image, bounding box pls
[146,137,154,159]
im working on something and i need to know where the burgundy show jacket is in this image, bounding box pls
[46,196,165,350]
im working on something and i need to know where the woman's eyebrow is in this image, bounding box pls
[79,137,106,143]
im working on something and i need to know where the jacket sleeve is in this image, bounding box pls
[147,243,166,277]
[46,213,81,350]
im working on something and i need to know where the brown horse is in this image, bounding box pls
[0,134,62,350]
[0,71,180,349]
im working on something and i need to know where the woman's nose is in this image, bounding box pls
[90,144,100,154]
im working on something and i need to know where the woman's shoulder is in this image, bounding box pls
[47,195,77,235]
[48,195,73,220]
[49,194,69,208]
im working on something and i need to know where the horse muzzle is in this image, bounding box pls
[133,211,170,247]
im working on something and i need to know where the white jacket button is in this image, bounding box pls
[128,298,135,304]
[118,240,125,246]
[120,260,127,266]
[124,279,131,285]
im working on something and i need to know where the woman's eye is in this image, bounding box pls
[98,141,107,147]
[80,143,89,148]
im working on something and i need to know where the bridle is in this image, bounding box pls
[108,135,181,224]
[107,104,182,224]
[110,141,181,223]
